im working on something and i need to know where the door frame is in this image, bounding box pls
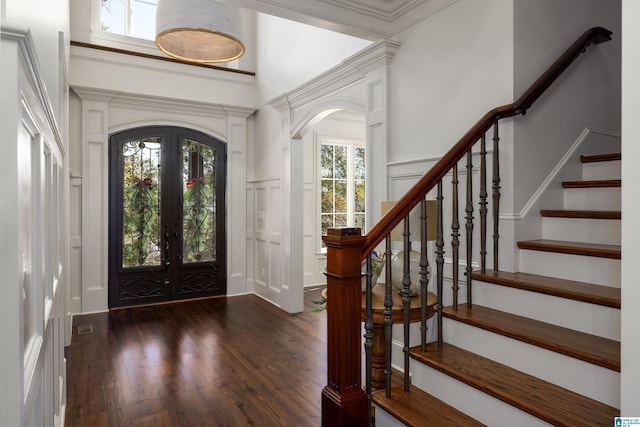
[72,88,253,314]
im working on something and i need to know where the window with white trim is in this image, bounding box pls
[320,140,365,245]
[100,0,158,40]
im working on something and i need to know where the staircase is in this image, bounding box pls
[373,152,621,426]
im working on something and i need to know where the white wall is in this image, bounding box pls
[512,0,621,212]
[1,0,70,423]
[388,0,515,163]
[385,0,517,270]
[4,0,69,120]
[621,0,640,415]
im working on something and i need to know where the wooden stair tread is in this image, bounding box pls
[580,153,621,163]
[562,179,621,188]
[442,305,620,371]
[372,385,486,426]
[411,342,619,427]
[540,209,621,220]
[472,270,620,308]
[517,239,621,259]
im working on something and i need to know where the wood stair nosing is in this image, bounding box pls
[540,209,621,220]
[372,385,486,427]
[442,305,620,371]
[517,239,621,259]
[471,270,621,308]
[562,179,621,188]
[411,342,619,427]
[580,153,621,163]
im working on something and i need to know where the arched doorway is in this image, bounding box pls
[108,126,226,308]
[301,110,367,288]
[265,40,399,313]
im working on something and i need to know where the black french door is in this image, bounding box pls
[108,126,226,308]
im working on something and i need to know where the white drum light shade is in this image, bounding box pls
[155,0,245,63]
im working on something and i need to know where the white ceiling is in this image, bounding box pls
[228,0,460,39]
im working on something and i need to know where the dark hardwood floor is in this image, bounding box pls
[65,287,328,426]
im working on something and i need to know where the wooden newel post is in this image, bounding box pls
[321,227,368,427]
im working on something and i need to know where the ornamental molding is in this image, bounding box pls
[268,39,401,114]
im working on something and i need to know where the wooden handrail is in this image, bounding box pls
[362,26,612,258]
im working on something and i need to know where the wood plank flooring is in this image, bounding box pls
[65,288,328,427]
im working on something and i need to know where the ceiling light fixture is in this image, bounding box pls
[155,0,245,64]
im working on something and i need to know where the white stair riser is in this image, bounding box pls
[519,250,620,287]
[473,281,620,340]
[542,217,621,245]
[410,363,553,427]
[581,160,621,181]
[563,187,620,210]
[442,320,620,407]
[374,407,407,427]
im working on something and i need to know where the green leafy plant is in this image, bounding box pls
[312,289,328,312]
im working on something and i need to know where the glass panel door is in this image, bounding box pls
[122,138,162,268]
[109,126,226,308]
[182,139,217,263]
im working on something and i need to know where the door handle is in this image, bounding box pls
[165,233,171,265]
[164,233,171,285]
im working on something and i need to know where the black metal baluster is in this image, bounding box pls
[419,199,429,352]
[479,136,488,274]
[492,123,501,271]
[436,180,445,348]
[364,253,374,426]
[451,163,460,311]
[465,149,474,307]
[402,215,411,392]
[383,235,393,397]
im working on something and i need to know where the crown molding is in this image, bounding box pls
[230,0,459,39]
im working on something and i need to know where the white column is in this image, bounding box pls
[364,66,389,227]
[621,0,640,415]
[225,110,250,296]
[281,133,305,313]
[74,90,115,313]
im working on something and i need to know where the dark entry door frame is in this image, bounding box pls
[108,126,226,308]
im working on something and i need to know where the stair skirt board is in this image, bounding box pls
[518,250,620,286]
[440,320,620,407]
[409,364,553,427]
[542,216,621,245]
[563,187,621,210]
[472,281,620,340]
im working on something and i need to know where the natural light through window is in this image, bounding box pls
[100,0,158,40]
[320,141,365,245]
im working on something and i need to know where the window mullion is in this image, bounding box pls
[126,0,134,36]
[346,145,354,227]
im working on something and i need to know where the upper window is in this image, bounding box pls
[100,0,158,40]
[320,140,366,241]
